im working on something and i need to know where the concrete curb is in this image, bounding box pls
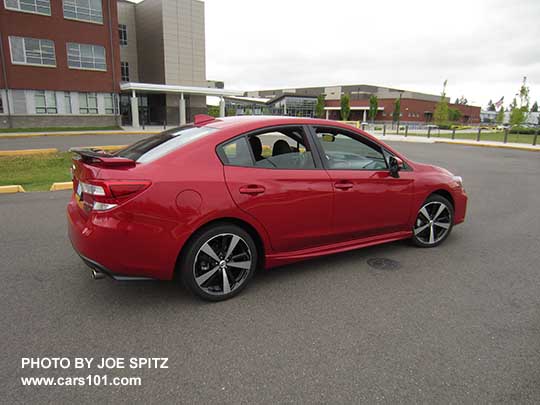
[434,140,540,152]
[0,148,58,156]
[50,182,73,191]
[0,185,26,193]
[0,131,159,139]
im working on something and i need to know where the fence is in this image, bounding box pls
[341,121,539,146]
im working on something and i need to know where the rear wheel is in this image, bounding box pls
[180,224,257,301]
[412,194,454,247]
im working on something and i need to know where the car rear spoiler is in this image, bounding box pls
[69,148,136,167]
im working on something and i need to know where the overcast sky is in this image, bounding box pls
[130,0,540,108]
[203,0,540,108]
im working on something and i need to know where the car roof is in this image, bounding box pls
[198,115,405,157]
[164,115,408,166]
[204,115,347,130]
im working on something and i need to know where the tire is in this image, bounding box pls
[180,224,258,301]
[411,194,454,248]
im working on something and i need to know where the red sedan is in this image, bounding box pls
[68,115,467,301]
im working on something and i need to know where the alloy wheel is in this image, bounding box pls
[193,233,252,296]
[414,201,452,245]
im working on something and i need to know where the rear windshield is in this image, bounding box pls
[115,126,217,163]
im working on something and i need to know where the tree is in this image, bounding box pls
[510,102,525,126]
[368,95,378,122]
[392,97,401,123]
[315,94,326,119]
[448,108,462,122]
[518,76,530,110]
[509,77,530,127]
[454,98,460,105]
[434,80,449,126]
[340,94,350,121]
[487,100,496,111]
[496,106,505,124]
[531,101,538,113]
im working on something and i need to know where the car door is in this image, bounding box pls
[218,125,335,253]
[310,125,414,242]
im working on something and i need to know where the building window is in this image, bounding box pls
[119,24,127,46]
[67,43,106,71]
[0,95,3,113]
[63,0,103,24]
[35,90,57,114]
[64,92,72,114]
[120,61,129,82]
[104,93,118,114]
[4,0,51,15]
[79,92,98,114]
[9,36,56,67]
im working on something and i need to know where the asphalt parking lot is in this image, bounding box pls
[0,134,150,151]
[1,142,539,403]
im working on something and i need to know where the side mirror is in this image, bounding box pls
[389,156,403,178]
[321,134,336,142]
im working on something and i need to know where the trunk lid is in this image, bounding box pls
[70,148,148,215]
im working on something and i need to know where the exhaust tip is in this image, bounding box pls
[91,269,106,280]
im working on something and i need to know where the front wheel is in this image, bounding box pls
[180,224,258,301]
[411,194,454,247]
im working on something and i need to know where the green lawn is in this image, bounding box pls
[0,126,122,134]
[402,131,537,145]
[0,152,73,191]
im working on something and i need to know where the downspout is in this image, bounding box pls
[0,33,13,128]
[106,0,119,123]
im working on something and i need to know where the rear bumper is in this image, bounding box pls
[67,197,179,280]
[73,245,155,281]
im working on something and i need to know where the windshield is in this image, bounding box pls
[115,126,217,163]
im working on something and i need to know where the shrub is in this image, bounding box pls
[509,127,539,134]
[207,105,220,117]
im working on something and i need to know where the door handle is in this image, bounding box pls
[334,181,353,190]
[239,185,266,195]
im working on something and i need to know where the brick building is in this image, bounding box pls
[0,0,239,129]
[0,0,121,128]
[245,84,481,124]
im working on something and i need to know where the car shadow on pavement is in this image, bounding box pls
[78,239,411,307]
[253,239,410,283]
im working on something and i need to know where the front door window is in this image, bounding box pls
[314,127,387,170]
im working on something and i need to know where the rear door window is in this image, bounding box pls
[218,126,316,170]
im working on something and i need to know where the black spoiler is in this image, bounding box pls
[69,148,136,167]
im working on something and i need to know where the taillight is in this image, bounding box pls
[77,180,150,212]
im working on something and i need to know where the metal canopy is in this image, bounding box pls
[120,82,243,97]
[323,106,385,110]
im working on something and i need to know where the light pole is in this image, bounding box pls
[467,99,476,126]
[396,90,404,134]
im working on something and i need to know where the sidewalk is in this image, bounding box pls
[372,133,540,151]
